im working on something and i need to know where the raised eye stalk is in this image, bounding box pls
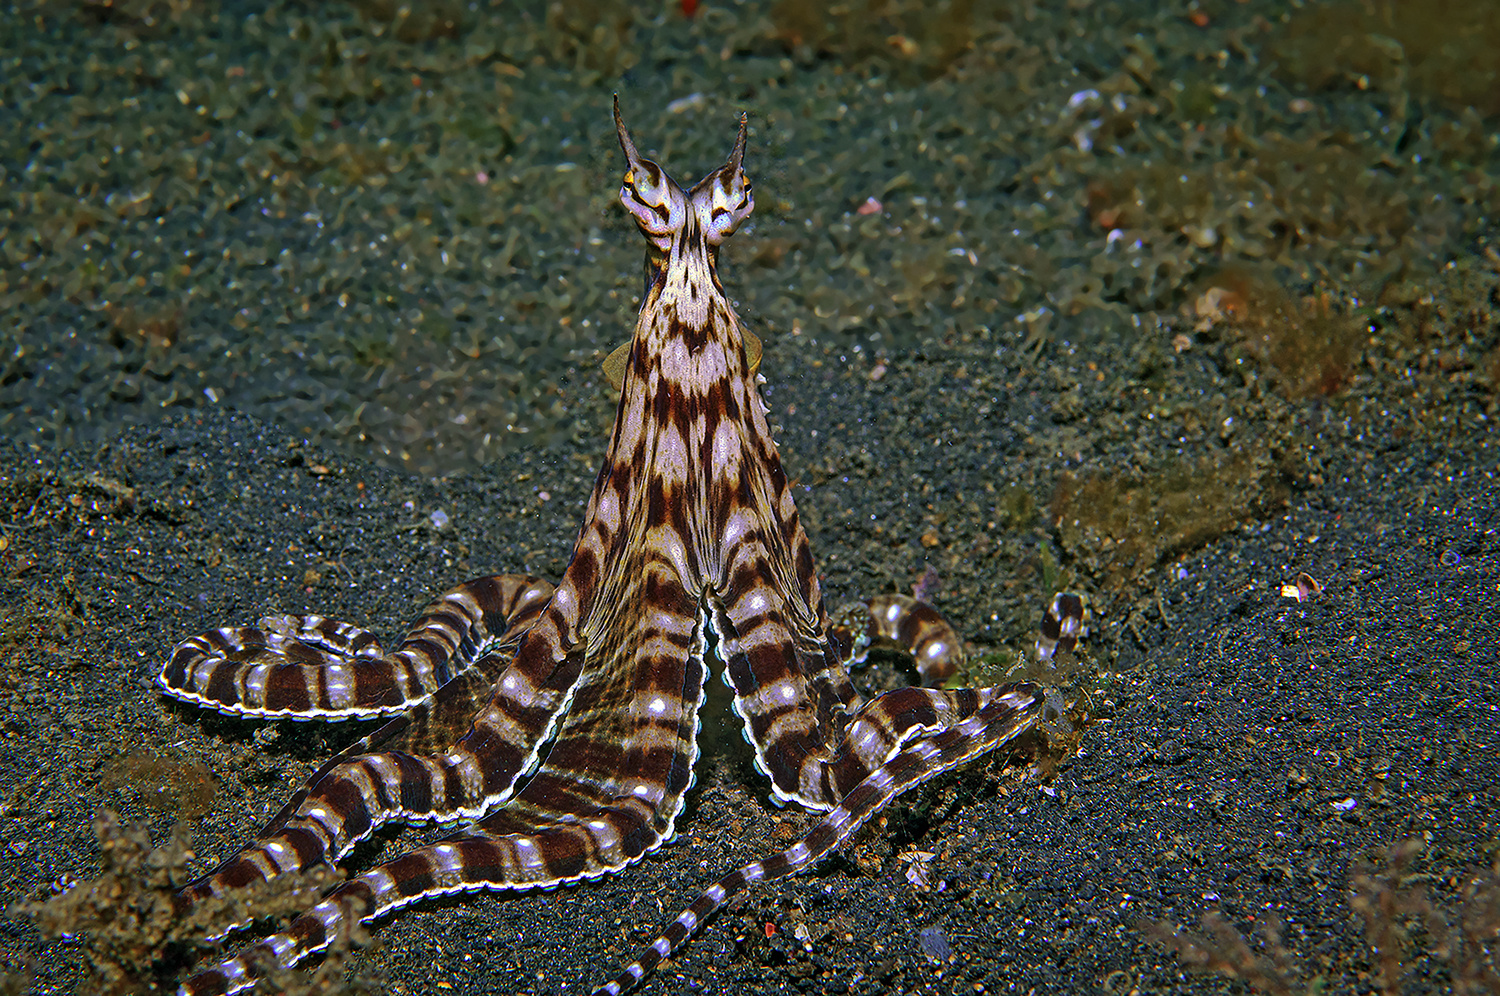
[612,95,753,253]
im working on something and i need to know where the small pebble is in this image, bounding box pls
[919,925,953,964]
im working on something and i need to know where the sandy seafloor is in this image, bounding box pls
[2,1,1498,994]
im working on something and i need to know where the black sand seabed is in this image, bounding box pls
[3,2,1499,995]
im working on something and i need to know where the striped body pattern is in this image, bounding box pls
[154,100,1088,995]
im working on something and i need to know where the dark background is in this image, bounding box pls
[2,1,1496,993]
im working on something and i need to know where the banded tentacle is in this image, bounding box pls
[170,577,555,916]
[175,560,643,991]
[600,587,1090,994]
[158,574,554,721]
[1036,592,1090,659]
[598,681,1050,995]
[184,579,711,995]
[219,542,712,989]
[829,594,969,684]
[830,590,1092,685]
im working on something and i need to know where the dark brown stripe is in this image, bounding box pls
[568,547,600,609]
[762,852,792,877]
[216,857,267,890]
[794,539,815,581]
[283,827,328,869]
[265,666,312,713]
[470,738,527,798]
[387,852,437,899]
[352,663,398,709]
[203,661,241,706]
[452,838,506,881]
[538,827,589,880]
[394,753,434,813]
[663,743,693,796]
[320,778,373,840]
[740,640,795,688]
[881,686,939,728]
[616,810,655,858]
[438,759,465,812]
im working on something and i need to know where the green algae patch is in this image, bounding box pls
[1271,0,1500,118]
[768,0,999,82]
[993,483,1038,532]
[1191,267,1366,399]
[1083,131,1416,311]
[9,810,348,996]
[1050,451,1287,594]
[0,575,91,668]
[99,754,218,821]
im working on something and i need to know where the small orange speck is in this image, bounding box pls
[856,196,882,215]
[886,34,919,57]
[1188,9,1210,26]
[764,922,777,938]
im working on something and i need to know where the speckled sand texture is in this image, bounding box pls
[2,2,1497,994]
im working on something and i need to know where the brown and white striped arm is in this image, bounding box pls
[157,574,554,720]
[597,682,1051,994]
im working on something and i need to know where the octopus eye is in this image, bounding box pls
[624,163,668,208]
[704,175,754,246]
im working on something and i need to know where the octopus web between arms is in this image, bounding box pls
[155,99,1088,996]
